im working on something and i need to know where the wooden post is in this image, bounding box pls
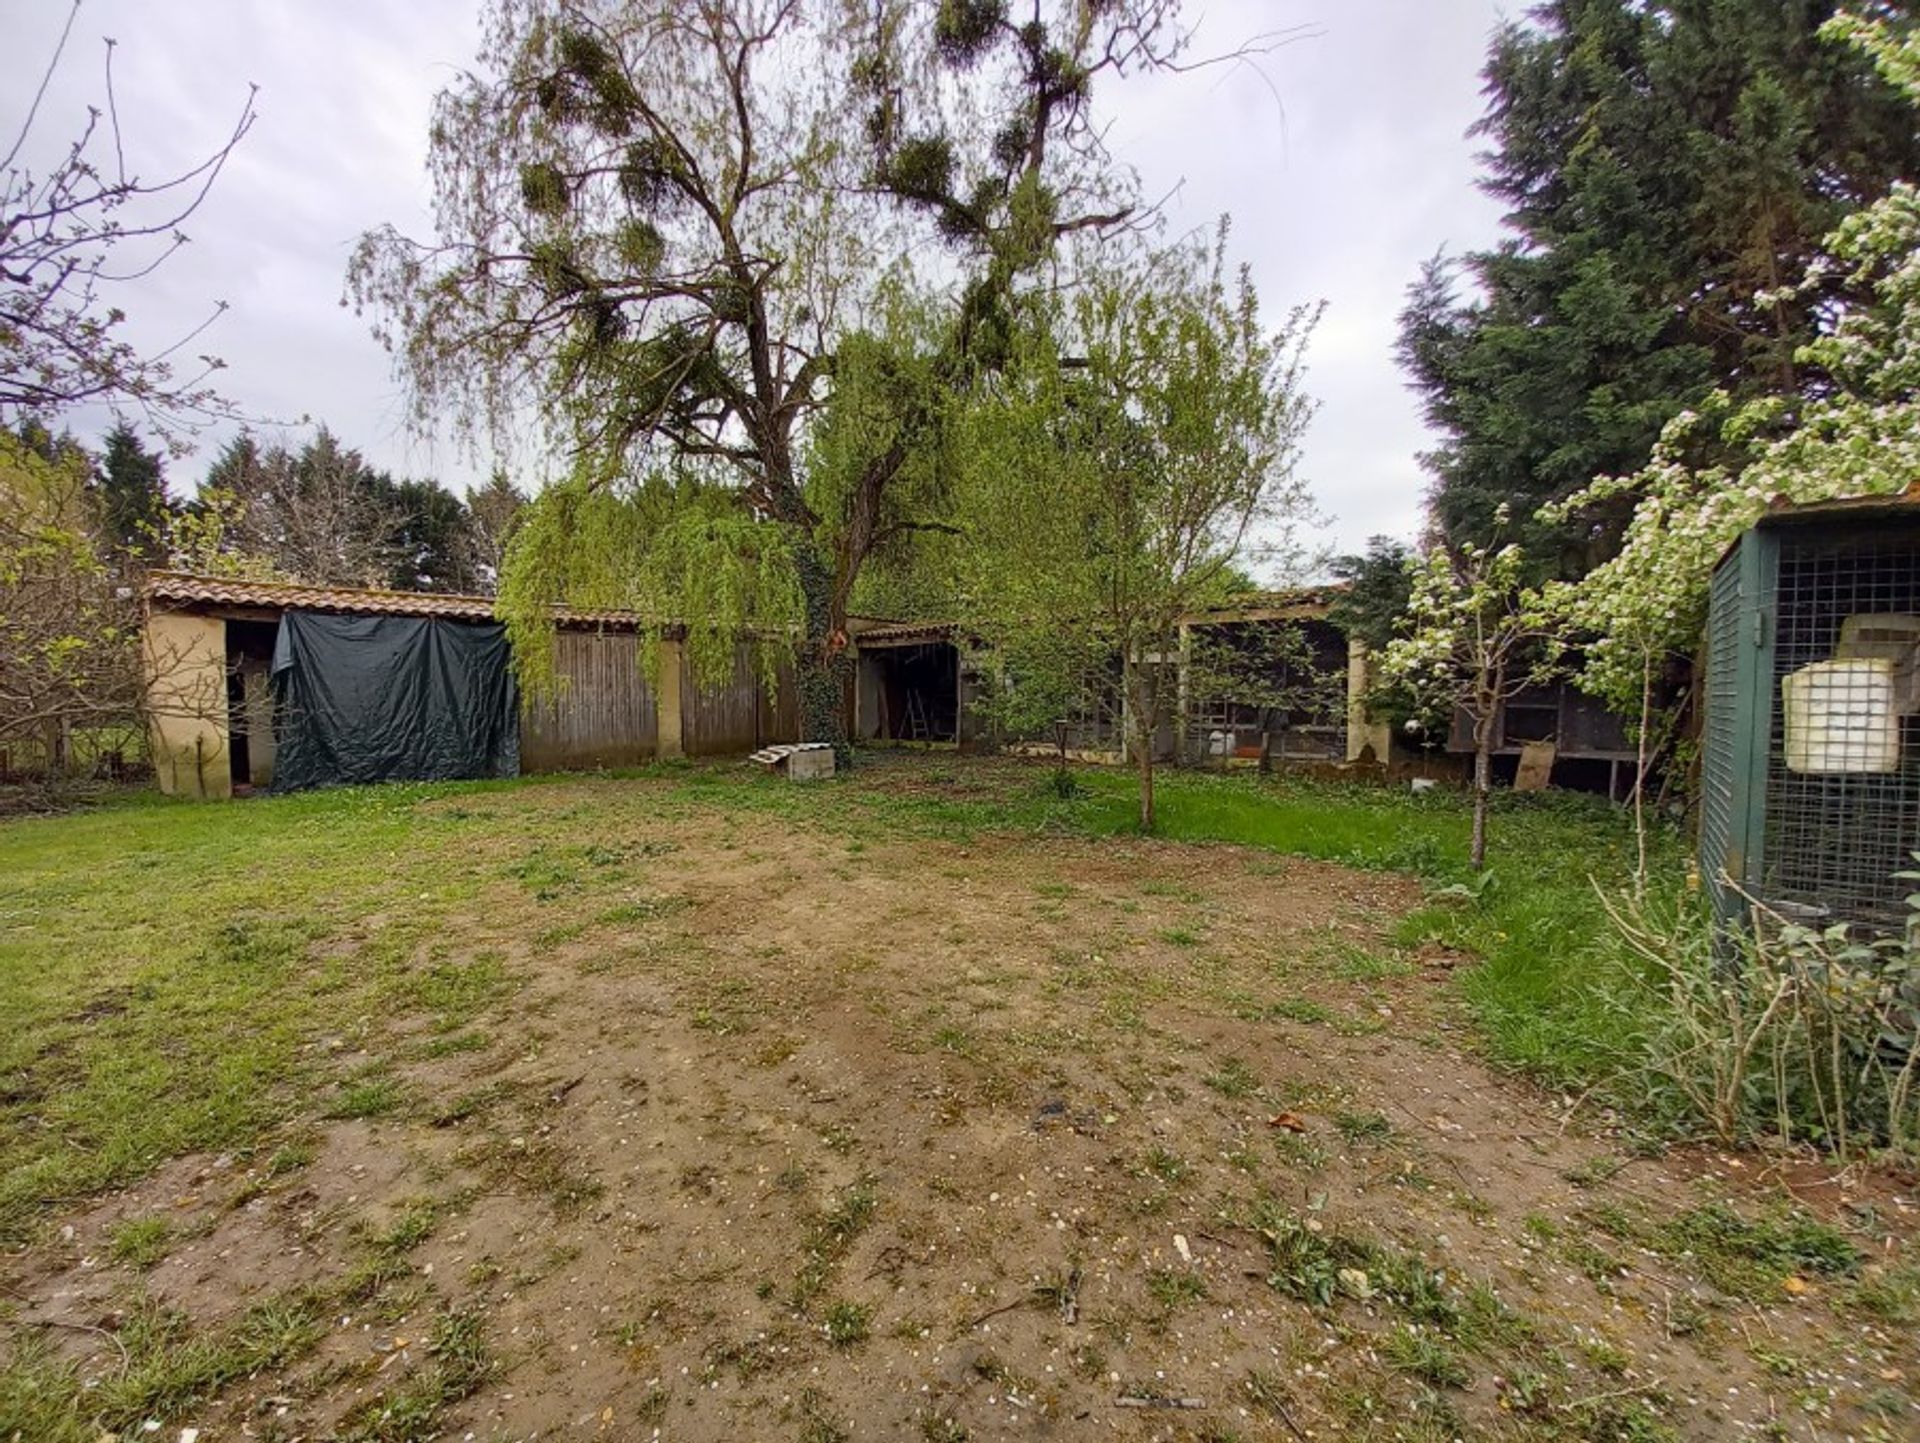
[1175,623,1191,767]
[657,637,686,759]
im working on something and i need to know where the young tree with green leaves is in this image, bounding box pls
[951,233,1319,830]
[0,428,144,774]
[348,0,1219,746]
[1381,532,1551,871]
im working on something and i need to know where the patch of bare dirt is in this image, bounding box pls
[7,775,1917,1443]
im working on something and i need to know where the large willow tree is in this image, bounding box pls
[348,0,1213,746]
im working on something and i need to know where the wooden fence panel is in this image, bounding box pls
[682,646,763,756]
[757,656,801,745]
[519,629,658,772]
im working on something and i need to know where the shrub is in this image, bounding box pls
[1599,885,1920,1157]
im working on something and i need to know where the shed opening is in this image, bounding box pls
[225,619,280,792]
[859,642,959,743]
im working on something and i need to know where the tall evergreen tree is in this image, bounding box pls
[464,470,528,592]
[1403,0,1920,576]
[377,476,480,594]
[92,421,170,565]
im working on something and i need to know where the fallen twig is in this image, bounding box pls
[962,1296,1031,1330]
[1116,1394,1205,1410]
[26,1315,130,1375]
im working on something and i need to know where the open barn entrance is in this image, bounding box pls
[225,619,280,793]
[857,641,960,743]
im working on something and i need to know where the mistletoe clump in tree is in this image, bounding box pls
[348,0,1212,748]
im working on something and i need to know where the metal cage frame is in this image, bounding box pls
[1702,503,1920,932]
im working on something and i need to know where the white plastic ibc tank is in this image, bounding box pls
[1782,658,1901,774]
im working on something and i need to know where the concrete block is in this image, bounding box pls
[787,746,835,782]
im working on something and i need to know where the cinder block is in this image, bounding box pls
[787,747,835,782]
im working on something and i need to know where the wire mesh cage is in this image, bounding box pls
[1702,504,1920,933]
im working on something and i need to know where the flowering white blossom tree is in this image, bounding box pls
[1380,532,1551,870]
[1543,12,1920,719]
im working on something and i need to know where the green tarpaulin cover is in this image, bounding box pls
[269,611,519,792]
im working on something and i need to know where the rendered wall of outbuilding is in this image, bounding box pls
[1346,639,1395,763]
[144,611,231,799]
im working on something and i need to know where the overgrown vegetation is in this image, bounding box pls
[1601,887,1920,1155]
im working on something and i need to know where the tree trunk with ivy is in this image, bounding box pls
[793,539,850,757]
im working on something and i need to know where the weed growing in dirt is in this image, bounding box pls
[0,1288,330,1442]
[796,1386,851,1442]
[326,1071,404,1120]
[919,1412,969,1442]
[461,1129,603,1217]
[1140,1147,1190,1185]
[1563,1154,1626,1187]
[1581,1199,1859,1299]
[1146,1267,1209,1309]
[265,1136,318,1176]
[1204,1056,1259,1098]
[1383,1324,1470,1388]
[794,1177,878,1308]
[1267,994,1332,1024]
[823,1300,872,1347]
[1844,1262,1920,1323]
[1333,1109,1392,1144]
[108,1215,172,1268]
[339,1306,493,1443]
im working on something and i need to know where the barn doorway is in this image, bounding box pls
[225,619,280,792]
[858,642,960,743]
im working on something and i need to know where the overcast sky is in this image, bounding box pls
[7,0,1512,559]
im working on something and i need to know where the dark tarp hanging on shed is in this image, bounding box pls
[269,611,519,791]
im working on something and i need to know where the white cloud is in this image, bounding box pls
[4,0,1511,556]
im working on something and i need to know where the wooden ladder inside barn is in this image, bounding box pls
[903,691,932,741]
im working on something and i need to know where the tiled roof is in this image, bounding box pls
[856,620,959,645]
[1182,585,1342,618]
[144,572,647,627]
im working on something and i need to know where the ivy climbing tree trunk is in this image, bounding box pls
[793,539,850,756]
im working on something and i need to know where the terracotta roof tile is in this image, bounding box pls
[144,572,645,628]
[856,620,959,645]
